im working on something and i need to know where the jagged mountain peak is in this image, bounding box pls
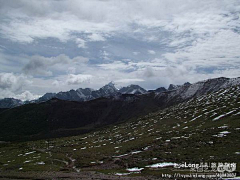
[155,87,167,92]
[119,84,147,94]
[168,84,180,91]
[101,81,117,89]
[77,87,94,91]
[168,82,191,91]
[99,81,118,93]
[1,77,240,109]
[158,76,240,101]
[106,81,115,87]
[1,79,239,142]
[184,82,191,86]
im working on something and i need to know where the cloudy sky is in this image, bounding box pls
[0,0,240,100]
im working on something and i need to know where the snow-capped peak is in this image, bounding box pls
[119,84,147,94]
[100,82,118,93]
[168,84,180,91]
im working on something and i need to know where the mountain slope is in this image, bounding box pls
[0,98,22,108]
[155,77,240,102]
[38,77,239,103]
[119,85,147,94]
[37,82,141,103]
[0,94,161,141]
[0,83,239,177]
[1,77,238,109]
[0,77,239,142]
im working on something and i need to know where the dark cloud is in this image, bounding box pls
[143,67,155,78]
[23,54,88,76]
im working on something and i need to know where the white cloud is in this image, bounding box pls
[115,78,145,83]
[148,50,156,55]
[0,1,117,43]
[67,67,76,74]
[163,30,240,68]
[52,80,60,87]
[1,0,238,44]
[0,73,30,92]
[0,0,240,96]
[88,33,105,41]
[75,38,86,48]
[100,50,110,60]
[66,74,93,85]
[14,91,40,101]
[133,52,140,55]
[0,73,35,100]
[98,61,134,71]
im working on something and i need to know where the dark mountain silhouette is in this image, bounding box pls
[0,98,22,108]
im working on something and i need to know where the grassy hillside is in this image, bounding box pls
[0,94,165,141]
[0,85,239,178]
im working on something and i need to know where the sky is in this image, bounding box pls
[0,0,240,101]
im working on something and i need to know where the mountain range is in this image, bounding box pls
[0,83,149,108]
[0,98,23,109]
[3,76,237,108]
[0,76,239,141]
[0,76,239,177]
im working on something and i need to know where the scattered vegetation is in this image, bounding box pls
[0,85,239,178]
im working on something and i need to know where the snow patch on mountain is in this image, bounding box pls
[1,77,239,109]
[119,85,147,94]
